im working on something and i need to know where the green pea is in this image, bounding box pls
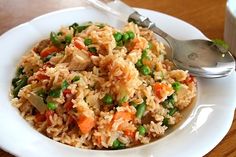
[103,94,113,104]
[141,49,150,60]
[135,59,143,68]
[47,102,57,110]
[65,34,72,44]
[84,38,92,46]
[122,33,130,42]
[136,102,146,119]
[172,82,181,91]
[88,47,97,54]
[112,139,125,149]
[61,80,69,90]
[140,65,151,75]
[138,125,146,136]
[72,76,80,82]
[113,32,123,42]
[127,31,135,39]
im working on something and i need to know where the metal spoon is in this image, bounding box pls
[88,0,235,78]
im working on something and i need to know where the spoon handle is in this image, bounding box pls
[129,11,175,44]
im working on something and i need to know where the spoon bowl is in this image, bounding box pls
[170,39,235,78]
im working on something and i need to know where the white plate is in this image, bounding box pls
[0,7,235,157]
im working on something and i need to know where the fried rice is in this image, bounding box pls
[11,22,196,149]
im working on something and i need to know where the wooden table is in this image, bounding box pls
[0,0,235,156]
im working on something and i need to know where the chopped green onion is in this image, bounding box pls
[162,95,175,108]
[47,102,57,110]
[148,42,153,49]
[69,23,89,35]
[50,32,60,46]
[61,80,69,90]
[103,94,113,104]
[135,59,143,68]
[162,117,169,126]
[96,24,105,28]
[16,66,24,76]
[49,88,61,98]
[36,89,47,98]
[138,125,146,136]
[172,82,181,91]
[72,76,80,82]
[119,96,128,105]
[88,47,97,54]
[122,33,130,42]
[12,77,20,88]
[69,23,79,30]
[43,53,56,62]
[77,25,89,33]
[113,32,123,42]
[136,101,146,119]
[130,101,138,108]
[84,38,92,46]
[168,107,178,116]
[140,65,151,75]
[112,139,125,149]
[212,39,229,50]
[57,32,63,36]
[127,31,135,39]
[12,75,28,97]
[116,40,123,47]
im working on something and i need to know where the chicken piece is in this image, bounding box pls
[34,39,50,54]
[68,49,91,71]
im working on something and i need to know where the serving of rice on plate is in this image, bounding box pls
[10,22,196,150]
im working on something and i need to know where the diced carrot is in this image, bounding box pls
[64,100,73,112]
[36,73,50,80]
[121,102,129,107]
[45,110,54,125]
[77,115,95,134]
[35,113,46,122]
[113,111,134,121]
[183,75,195,84]
[124,129,135,139]
[40,46,58,58]
[74,37,87,50]
[63,89,71,97]
[153,82,172,99]
[97,136,102,145]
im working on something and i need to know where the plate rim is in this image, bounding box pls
[0,6,235,157]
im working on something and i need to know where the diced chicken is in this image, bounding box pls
[68,49,91,71]
[34,39,50,54]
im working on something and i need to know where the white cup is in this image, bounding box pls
[224,0,236,57]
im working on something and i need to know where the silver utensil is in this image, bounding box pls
[87,0,235,78]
